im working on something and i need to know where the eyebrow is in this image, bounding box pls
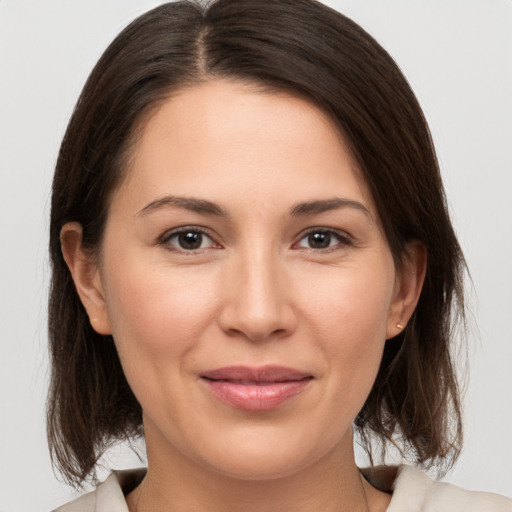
[137,196,228,217]
[137,195,371,219]
[290,198,371,218]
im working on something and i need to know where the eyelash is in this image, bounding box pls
[159,226,218,253]
[158,226,352,253]
[294,228,352,252]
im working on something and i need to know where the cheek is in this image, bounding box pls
[100,259,223,418]
[302,262,394,344]
[102,256,219,357]
[298,261,395,398]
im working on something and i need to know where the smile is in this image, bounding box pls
[200,365,313,411]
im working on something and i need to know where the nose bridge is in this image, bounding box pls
[219,241,295,341]
[241,244,280,313]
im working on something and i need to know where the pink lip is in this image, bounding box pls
[200,365,313,411]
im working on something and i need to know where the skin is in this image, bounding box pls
[62,80,425,511]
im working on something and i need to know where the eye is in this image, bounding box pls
[295,229,350,250]
[161,228,217,251]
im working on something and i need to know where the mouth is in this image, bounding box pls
[200,365,313,411]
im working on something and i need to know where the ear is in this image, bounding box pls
[60,222,112,335]
[386,241,427,339]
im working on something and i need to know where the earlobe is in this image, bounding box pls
[386,241,427,339]
[60,222,112,335]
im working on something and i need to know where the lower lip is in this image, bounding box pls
[202,378,311,411]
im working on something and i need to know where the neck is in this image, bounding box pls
[127,421,387,512]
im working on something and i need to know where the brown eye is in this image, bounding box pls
[296,229,350,250]
[177,231,203,250]
[163,229,215,251]
[307,232,332,249]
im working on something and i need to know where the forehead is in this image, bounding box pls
[115,79,375,215]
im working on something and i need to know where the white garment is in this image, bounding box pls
[386,466,511,511]
[53,465,512,511]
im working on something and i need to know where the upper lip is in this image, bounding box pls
[200,365,312,382]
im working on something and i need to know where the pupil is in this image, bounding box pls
[179,231,202,250]
[309,232,330,249]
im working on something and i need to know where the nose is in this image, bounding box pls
[217,248,298,342]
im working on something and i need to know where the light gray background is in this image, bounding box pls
[1,1,511,510]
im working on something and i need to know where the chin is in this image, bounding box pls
[207,454,313,481]
[197,429,343,482]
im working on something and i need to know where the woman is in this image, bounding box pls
[47,0,511,510]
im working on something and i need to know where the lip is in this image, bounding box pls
[200,365,313,411]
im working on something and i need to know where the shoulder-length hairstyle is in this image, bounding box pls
[48,0,466,487]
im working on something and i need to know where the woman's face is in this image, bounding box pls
[76,80,417,479]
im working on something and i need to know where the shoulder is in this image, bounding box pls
[387,465,512,512]
[52,469,145,512]
[52,490,96,512]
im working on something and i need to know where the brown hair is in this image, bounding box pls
[48,0,466,487]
